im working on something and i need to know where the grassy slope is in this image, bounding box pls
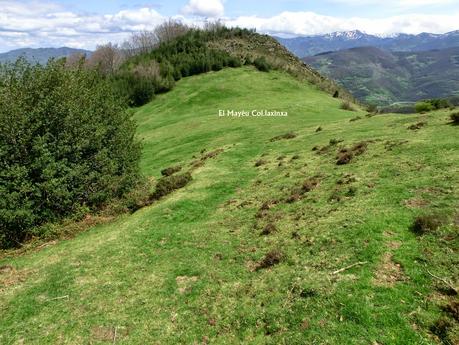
[1,67,458,344]
[303,46,459,106]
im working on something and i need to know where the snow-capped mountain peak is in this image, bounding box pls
[324,30,367,40]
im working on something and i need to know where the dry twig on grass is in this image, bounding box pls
[47,295,69,301]
[427,270,458,294]
[332,261,368,275]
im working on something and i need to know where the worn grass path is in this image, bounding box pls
[1,67,458,344]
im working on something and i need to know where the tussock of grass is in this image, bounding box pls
[260,223,277,236]
[161,165,182,177]
[336,149,353,165]
[340,101,355,111]
[270,132,297,142]
[255,249,283,271]
[411,214,446,235]
[336,141,369,165]
[408,121,427,130]
[350,116,362,122]
[285,177,319,203]
[255,159,267,167]
[443,301,459,321]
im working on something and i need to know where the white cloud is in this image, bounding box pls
[330,0,455,6]
[0,1,165,51]
[0,0,458,52]
[224,11,459,36]
[181,0,224,18]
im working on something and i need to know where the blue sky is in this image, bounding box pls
[57,0,458,18]
[1,0,459,52]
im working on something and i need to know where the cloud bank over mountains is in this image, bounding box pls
[1,0,458,52]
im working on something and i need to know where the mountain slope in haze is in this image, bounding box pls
[303,46,459,105]
[1,67,457,344]
[0,47,91,64]
[276,30,459,57]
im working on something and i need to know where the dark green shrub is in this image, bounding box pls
[415,98,452,113]
[415,101,433,113]
[112,72,156,107]
[151,172,192,200]
[450,112,459,124]
[161,165,182,177]
[427,98,451,110]
[253,57,271,72]
[0,59,141,248]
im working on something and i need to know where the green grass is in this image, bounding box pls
[1,67,458,344]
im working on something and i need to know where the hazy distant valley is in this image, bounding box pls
[276,31,459,106]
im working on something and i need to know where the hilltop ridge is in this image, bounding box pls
[0,47,91,64]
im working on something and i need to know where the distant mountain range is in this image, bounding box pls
[276,30,459,57]
[303,46,459,106]
[0,47,91,64]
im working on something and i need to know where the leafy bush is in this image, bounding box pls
[415,101,434,113]
[415,99,450,113]
[0,59,141,248]
[161,165,182,177]
[427,98,451,110]
[112,72,156,107]
[450,112,459,124]
[253,57,271,72]
[151,172,192,200]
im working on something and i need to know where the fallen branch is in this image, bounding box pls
[332,261,368,275]
[47,295,69,301]
[113,326,117,344]
[427,270,458,294]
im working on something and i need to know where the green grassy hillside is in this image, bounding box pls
[1,67,458,344]
[303,46,459,106]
